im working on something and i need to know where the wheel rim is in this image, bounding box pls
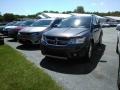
[88,43,92,58]
[100,36,102,44]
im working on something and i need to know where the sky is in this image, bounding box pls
[0,0,120,15]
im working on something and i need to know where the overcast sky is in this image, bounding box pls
[0,0,120,15]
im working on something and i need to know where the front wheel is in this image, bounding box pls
[98,33,103,46]
[85,42,94,62]
[116,39,119,54]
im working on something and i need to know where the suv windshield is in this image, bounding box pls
[58,16,91,28]
[21,21,34,26]
[31,20,52,27]
[14,21,24,26]
[6,21,16,26]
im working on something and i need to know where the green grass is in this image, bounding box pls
[0,45,62,90]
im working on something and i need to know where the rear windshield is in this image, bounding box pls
[31,20,52,27]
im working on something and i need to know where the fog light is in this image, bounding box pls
[73,53,77,56]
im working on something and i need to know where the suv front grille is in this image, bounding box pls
[45,36,69,46]
[20,32,31,36]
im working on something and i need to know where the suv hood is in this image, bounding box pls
[44,27,89,37]
[20,27,47,33]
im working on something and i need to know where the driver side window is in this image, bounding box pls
[51,19,62,27]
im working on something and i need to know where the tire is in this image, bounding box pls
[85,42,94,62]
[116,39,119,54]
[98,32,103,46]
[116,44,119,54]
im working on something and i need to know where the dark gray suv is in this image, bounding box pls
[41,14,103,60]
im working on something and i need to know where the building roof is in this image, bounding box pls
[38,15,46,18]
[70,13,92,17]
[38,18,56,20]
[41,13,72,18]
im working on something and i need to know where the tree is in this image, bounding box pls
[49,11,59,13]
[3,13,16,22]
[43,10,49,13]
[0,15,3,22]
[62,11,73,14]
[74,6,85,13]
[27,15,37,18]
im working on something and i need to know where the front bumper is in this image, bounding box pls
[18,34,41,44]
[3,31,8,36]
[3,28,12,36]
[41,41,89,59]
[8,31,18,38]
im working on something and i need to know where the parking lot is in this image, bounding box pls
[4,27,119,90]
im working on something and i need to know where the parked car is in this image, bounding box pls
[0,23,7,33]
[41,14,103,60]
[18,18,62,45]
[2,21,19,35]
[101,23,110,28]
[8,20,35,39]
[108,21,118,27]
[116,24,120,89]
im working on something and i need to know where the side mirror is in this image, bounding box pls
[116,24,120,31]
[51,24,58,28]
[92,24,101,29]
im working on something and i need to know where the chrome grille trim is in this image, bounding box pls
[45,36,69,46]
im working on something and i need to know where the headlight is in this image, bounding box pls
[3,28,5,31]
[41,35,45,41]
[68,37,86,44]
[18,32,20,35]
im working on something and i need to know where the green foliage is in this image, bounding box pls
[27,15,37,18]
[62,11,73,14]
[0,45,62,90]
[3,13,17,22]
[0,15,3,22]
[43,10,49,13]
[74,6,85,13]
[49,11,59,13]
[0,6,120,23]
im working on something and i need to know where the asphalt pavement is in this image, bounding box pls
[4,27,119,90]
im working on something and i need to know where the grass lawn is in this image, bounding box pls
[0,45,62,90]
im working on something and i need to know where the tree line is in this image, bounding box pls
[0,6,120,22]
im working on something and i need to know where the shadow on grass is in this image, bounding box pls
[40,44,106,75]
